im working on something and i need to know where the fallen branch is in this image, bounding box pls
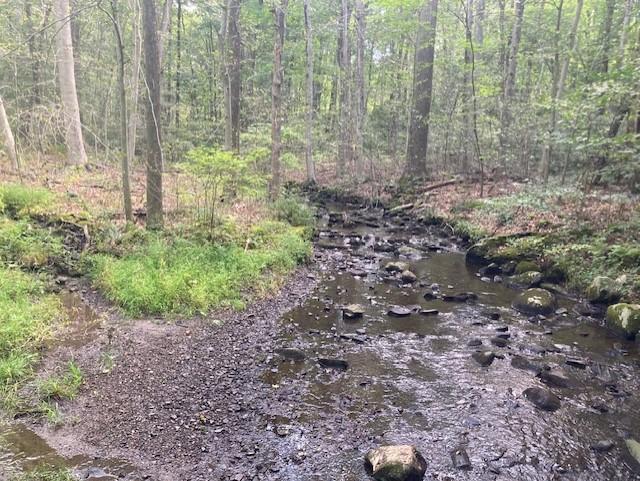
[422,178,461,192]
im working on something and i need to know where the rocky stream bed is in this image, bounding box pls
[1,198,639,481]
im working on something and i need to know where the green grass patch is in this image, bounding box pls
[272,195,316,230]
[0,218,64,268]
[37,361,83,401]
[88,220,311,316]
[10,467,77,481]
[0,268,63,408]
[0,184,55,217]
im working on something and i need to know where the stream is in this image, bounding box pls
[1,201,639,480]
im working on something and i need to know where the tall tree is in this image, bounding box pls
[303,0,316,183]
[0,96,19,171]
[498,0,525,168]
[354,0,367,179]
[337,0,352,176]
[219,0,242,152]
[404,0,438,178]
[54,0,88,165]
[540,0,583,182]
[269,0,289,199]
[143,0,164,229]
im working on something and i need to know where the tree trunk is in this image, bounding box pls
[269,0,289,199]
[462,0,474,173]
[540,0,583,182]
[143,0,164,229]
[228,0,242,152]
[498,0,525,169]
[474,0,484,45]
[127,0,142,172]
[599,0,615,74]
[303,0,316,184]
[337,0,352,177]
[54,0,88,165]
[105,0,133,222]
[0,96,19,171]
[175,0,182,129]
[158,0,173,67]
[404,0,438,179]
[353,0,366,179]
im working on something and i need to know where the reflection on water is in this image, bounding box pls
[264,208,640,480]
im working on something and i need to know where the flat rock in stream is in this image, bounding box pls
[472,351,496,367]
[419,309,439,316]
[274,348,306,362]
[523,387,561,412]
[343,304,365,319]
[388,306,413,317]
[450,447,472,470]
[400,270,418,283]
[511,355,541,372]
[317,358,349,370]
[490,337,509,348]
[590,440,615,452]
[513,289,557,315]
[442,292,478,303]
[365,445,427,481]
[384,261,410,273]
[537,370,572,388]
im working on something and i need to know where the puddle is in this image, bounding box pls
[0,293,139,480]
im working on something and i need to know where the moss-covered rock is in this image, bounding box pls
[365,445,428,481]
[586,276,622,304]
[606,303,640,339]
[513,288,557,315]
[508,271,543,289]
[465,236,511,265]
[515,260,539,274]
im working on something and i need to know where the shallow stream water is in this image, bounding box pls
[1,203,639,481]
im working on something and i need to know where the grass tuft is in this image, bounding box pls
[37,361,83,401]
[88,220,311,316]
[0,184,55,217]
[10,467,77,481]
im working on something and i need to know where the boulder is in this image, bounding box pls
[385,261,410,273]
[586,276,622,304]
[523,387,561,412]
[515,260,539,274]
[365,445,427,481]
[606,303,640,339]
[508,271,543,289]
[513,289,557,315]
[472,351,496,367]
[400,270,418,283]
[537,370,571,388]
[450,447,471,470]
[479,263,501,276]
[343,304,365,319]
[397,246,423,259]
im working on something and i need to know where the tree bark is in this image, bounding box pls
[143,0,164,229]
[0,96,19,171]
[303,0,316,183]
[354,0,366,179]
[337,0,352,177]
[497,0,525,169]
[269,0,289,199]
[54,0,88,165]
[540,0,583,182]
[104,0,133,222]
[228,0,242,152]
[404,0,438,179]
[127,0,142,172]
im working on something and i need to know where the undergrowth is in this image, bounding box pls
[0,184,55,217]
[10,467,77,481]
[88,220,311,316]
[0,268,62,410]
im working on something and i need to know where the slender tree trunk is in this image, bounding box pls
[337,0,352,177]
[127,0,142,170]
[354,0,366,179]
[269,0,289,199]
[599,0,616,74]
[143,0,164,229]
[498,0,525,170]
[54,0,88,165]
[303,0,316,184]
[0,96,19,171]
[228,0,242,152]
[540,0,583,182]
[158,0,173,67]
[404,0,438,179]
[462,0,474,173]
[474,0,484,45]
[175,0,182,129]
[104,0,133,222]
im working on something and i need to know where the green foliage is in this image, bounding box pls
[37,361,83,401]
[0,184,55,217]
[272,195,316,230]
[88,221,311,316]
[10,467,76,481]
[450,219,487,242]
[0,268,62,404]
[0,218,64,268]
[184,148,265,232]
